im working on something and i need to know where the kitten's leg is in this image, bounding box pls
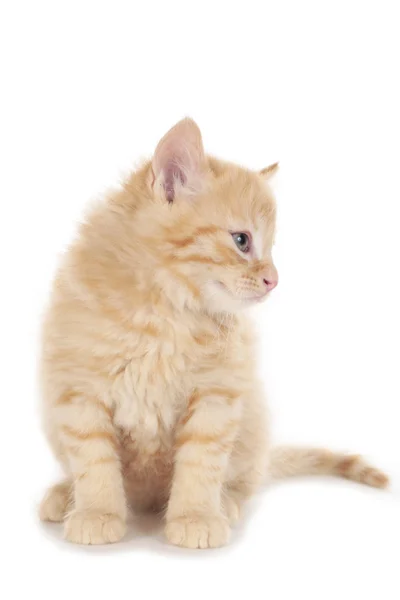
[165,387,241,549]
[222,391,269,524]
[222,452,268,524]
[57,393,127,545]
[39,479,73,522]
[221,487,243,524]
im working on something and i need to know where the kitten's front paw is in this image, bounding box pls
[64,510,126,545]
[165,514,230,549]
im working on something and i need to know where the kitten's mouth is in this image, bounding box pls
[215,281,267,304]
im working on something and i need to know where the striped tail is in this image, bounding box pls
[270,446,389,489]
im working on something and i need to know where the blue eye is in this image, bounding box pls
[232,232,251,253]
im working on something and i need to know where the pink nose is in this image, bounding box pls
[263,277,278,292]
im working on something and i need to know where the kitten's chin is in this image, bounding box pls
[202,281,263,314]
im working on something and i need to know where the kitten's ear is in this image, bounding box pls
[152,118,206,202]
[260,162,279,180]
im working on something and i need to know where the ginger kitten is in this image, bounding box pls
[39,118,388,548]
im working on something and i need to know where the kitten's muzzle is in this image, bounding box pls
[261,263,278,294]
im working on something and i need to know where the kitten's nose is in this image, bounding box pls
[261,264,278,293]
[263,278,278,292]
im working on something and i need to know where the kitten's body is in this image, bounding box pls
[40,120,388,548]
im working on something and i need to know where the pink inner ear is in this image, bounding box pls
[164,160,187,203]
[152,118,205,203]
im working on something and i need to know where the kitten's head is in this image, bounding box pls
[138,118,278,314]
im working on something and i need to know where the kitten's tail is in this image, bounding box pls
[269,446,389,489]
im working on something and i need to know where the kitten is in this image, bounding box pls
[39,118,388,548]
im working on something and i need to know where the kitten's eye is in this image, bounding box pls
[232,232,251,253]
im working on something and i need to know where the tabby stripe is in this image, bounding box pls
[180,388,239,428]
[57,392,76,405]
[193,333,214,346]
[180,392,200,427]
[175,254,223,266]
[57,394,114,420]
[168,226,222,249]
[175,420,239,449]
[61,425,119,451]
[169,268,200,298]
[214,243,247,265]
[135,322,160,337]
[251,261,269,275]
[335,454,361,476]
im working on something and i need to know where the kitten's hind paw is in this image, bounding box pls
[39,480,72,523]
[222,494,241,524]
[165,514,230,549]
[64,510,126,545]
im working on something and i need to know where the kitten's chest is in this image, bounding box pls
[111,315,231,453]
[112,349,189,452]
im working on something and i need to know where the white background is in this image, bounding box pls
[1,1,399,599]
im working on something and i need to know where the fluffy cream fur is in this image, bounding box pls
[39,118,388,548]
